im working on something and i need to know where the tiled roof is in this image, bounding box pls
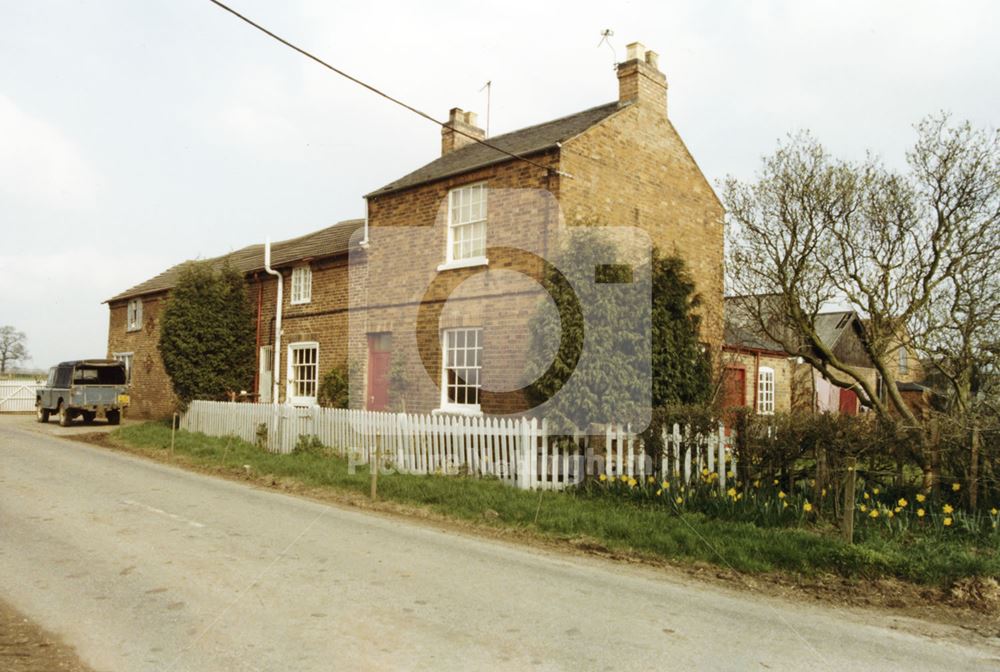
[106,219,364,303]
[366,102,625,197]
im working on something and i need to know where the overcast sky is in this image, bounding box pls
[1,0,998,371]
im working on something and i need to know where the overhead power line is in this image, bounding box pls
[206,0,563,176]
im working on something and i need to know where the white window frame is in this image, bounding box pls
[126,299,143,332]
[290,266,312,305]
[113,352,134,384]
[438,328,483,414]
[757,366,775,415]
[898,347,908,375]
[286,341,319,406]
[438,182,488,271]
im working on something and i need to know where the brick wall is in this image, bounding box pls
[558,103,725,347]
[106,293,177,419]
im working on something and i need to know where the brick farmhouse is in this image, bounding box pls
[106,41,725,420]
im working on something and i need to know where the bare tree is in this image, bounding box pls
[725,115,1000,481]
[0,326,30,374]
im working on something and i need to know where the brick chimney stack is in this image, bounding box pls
[441,108,486,155]
[616,42,667,113]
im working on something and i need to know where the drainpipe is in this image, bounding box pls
[253,273,263,398]
[264,239,282,405]
[360,197,370,248]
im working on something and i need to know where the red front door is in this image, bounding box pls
[723,367,747,409]
[839,387,859,415]
[367,333,391,411]
[722,367,747,434]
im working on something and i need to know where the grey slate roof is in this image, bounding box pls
[366,102,625,197]
[724,297,858,353]
[106,219,364,303]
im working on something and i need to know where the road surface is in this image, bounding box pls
[1,416,998,671]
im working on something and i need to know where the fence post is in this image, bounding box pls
[371,431,381,501]
[842,456,857,544]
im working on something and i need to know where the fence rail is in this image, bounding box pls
[0,381,43,413]
[181,401,734,491]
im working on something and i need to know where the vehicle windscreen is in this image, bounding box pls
[73,365,127,385]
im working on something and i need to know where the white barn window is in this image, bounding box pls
[757,367,775,415]
[440,328,482,413]
[113,352,134,384]
[291,266,312,305]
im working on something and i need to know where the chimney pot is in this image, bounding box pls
[625,42,645,62]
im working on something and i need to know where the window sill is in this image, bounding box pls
[436,257,489,272]
[290,299,312,306]
[433,404,482,416]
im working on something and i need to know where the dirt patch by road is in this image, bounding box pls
[0,598,93,672]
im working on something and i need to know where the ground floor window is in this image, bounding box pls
[113,352,134,384]
[440,328,482,413]
[287,342,319,405]
[757,366,775,414]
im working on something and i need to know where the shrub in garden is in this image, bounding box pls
[158,261,255,409]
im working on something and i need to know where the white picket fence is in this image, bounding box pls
[181,401,734,491]
[0,380,44,413]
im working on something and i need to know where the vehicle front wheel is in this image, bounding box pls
[36,404,49,423]
[57,404,72,427]
[106,410,120,426]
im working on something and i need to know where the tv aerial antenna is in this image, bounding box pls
[597,29,617,66]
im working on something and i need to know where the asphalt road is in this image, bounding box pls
[1,415,998,671]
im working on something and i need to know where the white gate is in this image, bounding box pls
[0,380,44,413]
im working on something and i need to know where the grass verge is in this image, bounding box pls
[110,423,999,587]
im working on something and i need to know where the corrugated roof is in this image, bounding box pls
[106,219,364,303]
[366,102,625,197]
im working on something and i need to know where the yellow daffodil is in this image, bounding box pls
[860,504,868,512]
[702,468,709,477]
[897,498,907,508]
[943,517,953,527]
[621,475,629,483]
[869,509,879,519]
[727,487,737,498]
[656,489,662,496]
[821,488,827,497]
[753,480,760,489]
[917,508,925,518]
[782,501,789,509]
[873,487,880,495]
[772,479,779,485]
[736,493,743,501]
[887,510,894,519]
[662,481,670,490]
[916,493,926,503]
[943,503,954,514]
[627,478,637,488]
[863,492,870,500]
[803,502,813,512]
[778,491,786,499]
[647,476,655,484]
[952,482,961,492]
[599,473,607,482]
[675,496,683,505]
[991,508,998,516]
